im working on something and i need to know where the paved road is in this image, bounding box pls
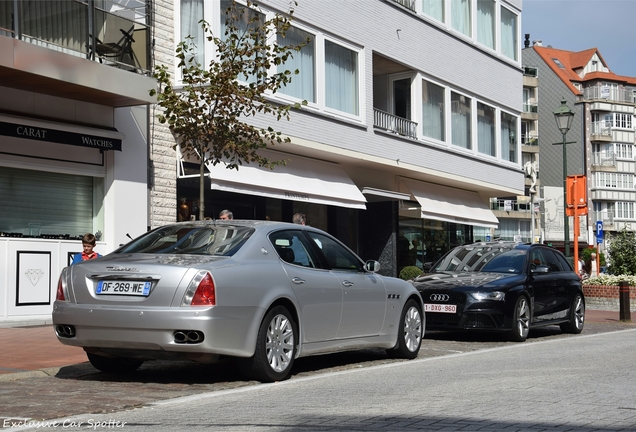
[7,327,636,431]
[1,320,635,431]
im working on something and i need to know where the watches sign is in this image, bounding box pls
[0,121,122,151]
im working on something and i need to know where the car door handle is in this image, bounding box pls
[292,277,306,284]
[342,280,353,287]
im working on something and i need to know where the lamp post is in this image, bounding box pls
[553,99,575,257]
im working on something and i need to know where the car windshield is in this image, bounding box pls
[116,225,254,256]
[432,245,523,273]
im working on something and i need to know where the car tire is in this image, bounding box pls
[240,305,297,383]
[560,293,585,334]
[509,295,530,342]
[387,299,423,359]
[86,353,143,373]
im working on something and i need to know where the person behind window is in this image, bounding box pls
[72,233,101,264]
[219,209,233,220]
[292,213,306,225]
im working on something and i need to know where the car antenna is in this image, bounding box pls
[126,233,133,240]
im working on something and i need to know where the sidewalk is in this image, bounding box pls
[0,309,631,381]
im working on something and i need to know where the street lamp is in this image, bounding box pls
[553,99,575,257]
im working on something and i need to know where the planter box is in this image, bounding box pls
[583,285,636,311]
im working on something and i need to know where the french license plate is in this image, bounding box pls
[96,281,151,296]
[425,303,457,314]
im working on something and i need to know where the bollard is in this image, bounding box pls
[618,280,631,322]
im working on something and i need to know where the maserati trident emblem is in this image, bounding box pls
[430,293,450,302]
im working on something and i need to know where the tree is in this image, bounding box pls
[150,0,307,220]
[607,229,636,275]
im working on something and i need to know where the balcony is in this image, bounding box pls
[523,102,538,113]
[392,0,416,11]
[583,85,634,104]
[595,211,615,225]
[590,121,613,142]
[521,134,538,146]
[374,109,418,139]
[491,199,532,213]
[523,66,538,77]
[592,151,616,167]
[0,0,150,74]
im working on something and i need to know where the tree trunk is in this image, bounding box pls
[199,160,205,220]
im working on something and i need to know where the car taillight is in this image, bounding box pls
[56,272,67,301]
[191,272,216,306]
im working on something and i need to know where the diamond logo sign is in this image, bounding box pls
[25,268,44,286]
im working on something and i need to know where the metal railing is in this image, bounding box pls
[590,121,612,138]
[392,0,416,11]
[522,134,538,146]
[0,0,150,74]
[373,109,418,139]
[523,66,538,77]
[595,211,615,225]
[523,102,538,113]
[583,85,634,104]
[592,152,616,167]
[491,199,532,213]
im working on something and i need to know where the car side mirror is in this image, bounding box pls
[531,265,551,274]
[365,260,381,273]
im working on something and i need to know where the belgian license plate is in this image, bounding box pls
[425,303,457,314]
[96,281,151,296]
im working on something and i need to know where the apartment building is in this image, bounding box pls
[0,0,155,324]
[523,39,636,255]
[154,0,524,275]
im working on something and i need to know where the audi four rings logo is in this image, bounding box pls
[430,294,450,302]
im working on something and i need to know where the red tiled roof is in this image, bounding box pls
[532,46,634,94]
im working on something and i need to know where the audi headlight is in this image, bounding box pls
[470,291,505,301]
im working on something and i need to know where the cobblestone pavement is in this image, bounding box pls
[0,312,634,425]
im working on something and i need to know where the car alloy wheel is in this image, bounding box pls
[560,293,585,334]
[510,296,530,342]
[241,305,297,382]
[388,299,423,359]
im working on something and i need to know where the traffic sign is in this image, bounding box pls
[596,221,603,244]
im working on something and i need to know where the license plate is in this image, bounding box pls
[425,303,457,314]
[96,281,151,296]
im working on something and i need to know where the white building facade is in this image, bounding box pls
[153,0,525,276]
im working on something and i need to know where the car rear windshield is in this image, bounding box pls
[116,225,254,256]
[433,245,517,273]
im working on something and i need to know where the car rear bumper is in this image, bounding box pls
[52,301,262,358]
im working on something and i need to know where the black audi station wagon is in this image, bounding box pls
[411,242,585,342]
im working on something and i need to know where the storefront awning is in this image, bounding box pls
[0,113,124,151]
[401,178,499,228]
[204,150,367,209]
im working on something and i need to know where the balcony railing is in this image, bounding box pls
[592,151,616,167]
[392,0,416,11]
[374,109,418,139]
[491,199,532,213]
[522,134,538,146]
[523,102,538,113]
[590,121,612,138]
[0,0,150,74]
[523,66,538,77]
[583,85,634,104]
[595,211,615,225]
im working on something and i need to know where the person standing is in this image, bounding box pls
[72,233,101,264]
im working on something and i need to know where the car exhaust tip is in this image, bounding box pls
[174,330,204,344]
[56,324,76,338]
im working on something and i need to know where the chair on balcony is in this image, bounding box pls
[94,26,139,70]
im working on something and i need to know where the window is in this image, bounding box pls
[613,113,632,129]
[422,0,444,22]
[451,0,471,37]
[422,79,445,141]
[477,0,495,49]
[306,231,363,272]
[501,111,517,162]
[278,27,316,102]
[451,92,471,149]
[221,0,265,84]
[500,6,517,60]
[325,40,359,116]
[180,0,205,67]
[616,202,634,219]
[615,143,633,159]
[477,102,495,156]
[552,58,565,69]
